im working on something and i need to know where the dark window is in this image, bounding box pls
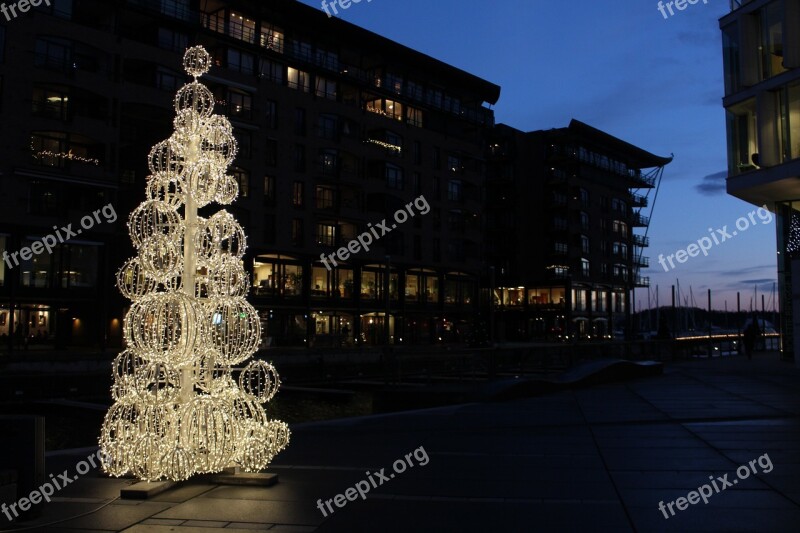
[35,0,73,19]
[292,181,304,207]
[265,139,278,166]
[318,114,338,140]
[315,76,337,100]
[265,100,278,129]
[260,59,284,83]
[315,186,336,209]
[35,37,72,70]
[294,144,306,172]
[295,108,306,136]
[386,164,404,190]
[264,175,276,205]
[447,180,462,202]
[228,48,256,75]
[292,218,304,246]
[157,27,188,52]
[412,171,421,194]
[263,214,276,244]
[156,67,182,92]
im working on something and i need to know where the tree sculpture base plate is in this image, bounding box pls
[209,472,279,486]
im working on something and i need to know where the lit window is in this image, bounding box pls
[228,12,256,43]
[288,68,310,92]
[316,223,337,246]
[231,166,250,197]
[260,23,284,53]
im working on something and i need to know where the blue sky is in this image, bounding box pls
[298,0,779,312]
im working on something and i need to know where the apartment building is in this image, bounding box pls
[720,0,800,363]
[0,0,500,349]
[487,120,670,341]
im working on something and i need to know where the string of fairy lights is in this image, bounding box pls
[99,46,289,482]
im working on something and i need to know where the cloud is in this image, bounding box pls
[716,265,776,277]
[695,170,728,195]
[738,279,777,286]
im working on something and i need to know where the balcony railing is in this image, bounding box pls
[632,212,650,227]
[633,234,650,247]
[129,0,197,22]
[631,193,648,208]
[635,276,650,287]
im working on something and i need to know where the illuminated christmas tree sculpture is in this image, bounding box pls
[99,46,289,482]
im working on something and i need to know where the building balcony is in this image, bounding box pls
[630,193,648,208]
[632,212,650,227]
[634,256,650,268]
[628,170,656,188]
[635,276,651,287]
[633,234,650,247]
[130,0,198,22]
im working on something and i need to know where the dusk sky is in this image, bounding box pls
[298,0,779,313]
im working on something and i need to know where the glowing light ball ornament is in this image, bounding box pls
[100,46,290,482]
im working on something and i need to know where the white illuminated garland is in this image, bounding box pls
[100,46,289,482]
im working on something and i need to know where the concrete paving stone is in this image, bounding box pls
[122,526,283,533]
[204,482,345,503]
[154,497,323,526]
[0,501,118,530]
[611,471,722,490]
[57,500,173,530]
[626,505,800,533]
[34,526,117,533]
[602,455,738,471]
[618,487,792,509]
[721,450,800,466]
[51,477,135,500]
[599,447,730,461]
[269,526,318,532]
[593,437,707,449]
[182,520,232,527]
[225,523,276,530]
[141,518,186,525]
[150,483,218,503]
[315,499,632,533]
